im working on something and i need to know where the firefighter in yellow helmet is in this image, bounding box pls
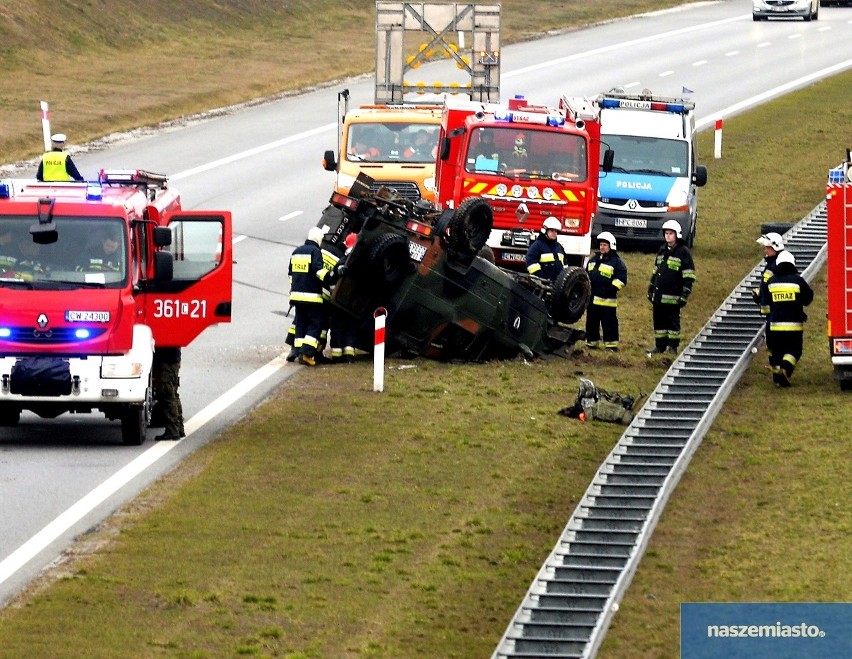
[36,133,84,182]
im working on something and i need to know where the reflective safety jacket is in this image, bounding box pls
[648,240,695,305]
[587,250,627,307]
[525,234,565,281]
[757,251,781,316]
[761,263,813,332]
[289,240,333,304]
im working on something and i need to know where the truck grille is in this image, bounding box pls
[370,181,421,202]
[0,327,108,344]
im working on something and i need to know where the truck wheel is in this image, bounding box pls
[121,405,147,446]
[549,266,591,325]
[448,197,493,255]
[367,233,410,290]
[840,380,852,392]
[0,406,20,426]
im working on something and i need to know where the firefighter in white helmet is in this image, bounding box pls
[287,226,335,366]
[525,217,566,281]
[584,231,628,351]
[752,231,787,317]
[758,250,813,387]
[646,219,696,357]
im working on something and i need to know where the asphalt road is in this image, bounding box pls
[1,0,850,606]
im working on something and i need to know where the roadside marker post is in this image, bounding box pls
[373,307,387,392]
[714,118,723,159]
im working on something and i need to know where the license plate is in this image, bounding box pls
[614,218,648,229]
[408,241,427,262]
[65,310,110,322]
[500,251,526,262]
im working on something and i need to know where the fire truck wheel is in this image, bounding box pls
[549,266,592,325]
[0,405,21,426]
[367,233,410,291]
[448,197,493,255]
[121,405,147,446]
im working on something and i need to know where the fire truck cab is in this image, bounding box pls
[435,94,607,270]
[0,171,232,444]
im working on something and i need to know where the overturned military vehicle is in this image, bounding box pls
[317,174,591,361]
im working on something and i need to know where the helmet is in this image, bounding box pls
[307,226,325,245]
[775,250,796,267]
[542,217,561,233]
[597,231,617,250]
[757,232,785,251]
[661,219,682,239]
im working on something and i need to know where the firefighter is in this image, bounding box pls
[752,231,786,317]
[288,226,335,366]
[760,251,813,387]
[36,133,84,182]
[525,217,565,281]
[647,219,696,356]
[585,231,628,351]
[152,347,185,440]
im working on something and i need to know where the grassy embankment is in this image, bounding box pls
[1,2,850,658]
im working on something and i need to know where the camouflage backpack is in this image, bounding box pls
[559,378,643,425]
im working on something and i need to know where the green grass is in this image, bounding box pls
[0,3,850,658]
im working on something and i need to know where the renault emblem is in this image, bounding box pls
[37,313,48,328]
[516,202,529,223]
[628,199,638,210]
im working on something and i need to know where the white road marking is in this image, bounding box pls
[0,354,292,588]
[278,211,303,222]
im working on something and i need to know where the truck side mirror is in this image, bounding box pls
[153,226,172,247]
[323,149,337,171]
[439,137,451,161]
[602,148,614,173]
[154,250,173,282]
[693,165,708,187]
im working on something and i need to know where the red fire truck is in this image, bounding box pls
[826,154,852,390]
[0,170,232,443]
[434,94,609,270]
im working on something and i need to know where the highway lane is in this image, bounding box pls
[1,0,850,606]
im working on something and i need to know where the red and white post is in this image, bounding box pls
[373,307,387,392]
[714,118,723,159]
[40,101,51,152]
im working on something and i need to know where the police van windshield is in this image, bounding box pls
[465,127,588,182]
[0,217,127,288]
[603,135,689,177]
[346,123,439,164]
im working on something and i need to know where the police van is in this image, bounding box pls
[593,91,708,249]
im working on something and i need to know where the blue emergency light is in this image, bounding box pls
[0,182,10,199]
[86,183,103,201]
[600,97,687,113]
[74,328,92,339]
[0,328,10,338]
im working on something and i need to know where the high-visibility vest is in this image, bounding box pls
[41,151,72,182]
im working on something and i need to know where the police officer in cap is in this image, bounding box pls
[36,133,84,182]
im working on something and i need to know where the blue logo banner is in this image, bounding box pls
[681,603,851,658]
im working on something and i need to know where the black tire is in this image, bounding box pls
[447,197,493,255]
[366,232,410,290]
[549,266,591,325]
[840,379,852,392]
[477,245,495,264]
[0,406,21,426]
[686,222,696,248]
[121,405,146,446]
[760,222,795,236]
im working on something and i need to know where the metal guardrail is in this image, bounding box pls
[493,202,828,659]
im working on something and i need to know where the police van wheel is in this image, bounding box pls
[0,405,20,426]
[367,233,410,290]
[448,197,493,255]
[549,266,591,325]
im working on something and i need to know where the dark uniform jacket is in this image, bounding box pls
[648,240,696,305]
[289,240,332,304]
[760,262,813,331]
[587,250,627,307]
[525,234,566,281]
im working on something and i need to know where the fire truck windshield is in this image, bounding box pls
[347,122,439,164]
[603,135,689,177]
[0,217,127,288]
[465,127,588,182]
